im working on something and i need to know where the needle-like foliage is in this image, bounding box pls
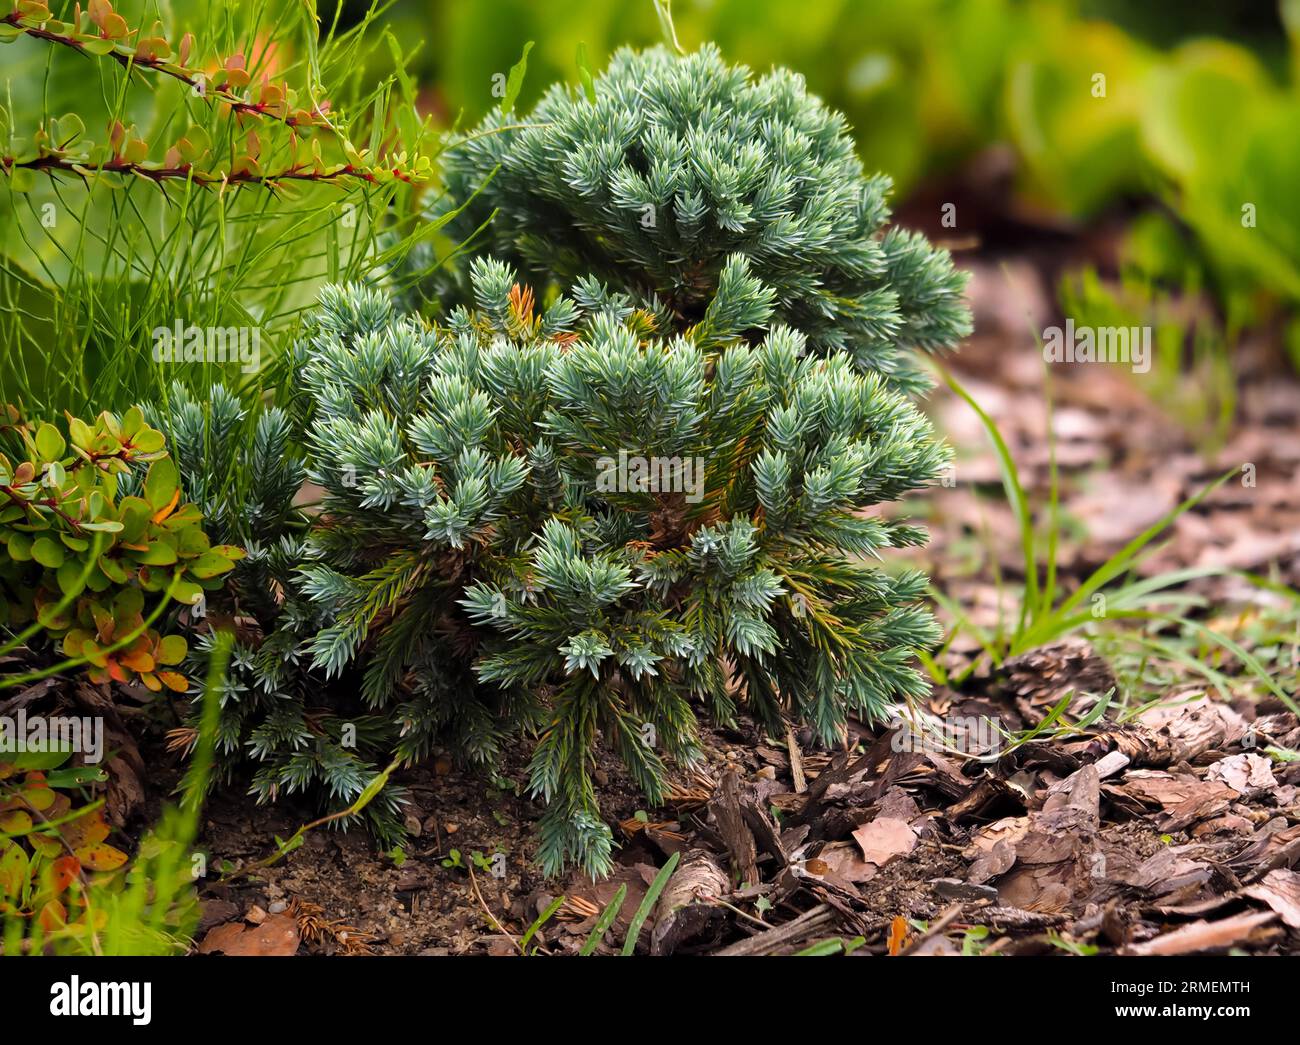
[293,258,948,875]
[440,45,970,393]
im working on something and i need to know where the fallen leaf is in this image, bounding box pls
[969,839,1017,885]
[964,816,1031,857]
[815,841,877,883]
[852,817,916,866]
[1206,753,1277,795]
[197,912,301,956]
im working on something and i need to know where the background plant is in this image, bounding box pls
[0,750,126,944]
[0,0,443,416]
[0,632,231,955]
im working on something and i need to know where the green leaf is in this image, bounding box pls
[132,428,166,454]
[501,41,534,114]
[0,843,30,899]
[580,882,626,955]
[117,497,152,543]
[143,457,179,511]
[133,541,178,566]
[56,558,86,596]
[67,416,94,449]
[97,554,128,584]
[113,586,144,619]
[80,519,124,533]
[34,422,65,462]
[80,38,118,55]
[119,406,144,440]
[31,536,65,568]
[157,636,187,667]
[186,551,235,579]
[6,167,37,193]
[171,578,204,606]
[176,526,210,555]
[10,747,72,771]
[54,112,85,149]
[621,851,679,955]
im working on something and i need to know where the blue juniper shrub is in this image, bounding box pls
[441,45,971,395]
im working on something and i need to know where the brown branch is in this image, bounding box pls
[0,12,327,130]
[3,152,392,189]
[0,483,84,534]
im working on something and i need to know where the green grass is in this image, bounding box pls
[924,363,1300,725]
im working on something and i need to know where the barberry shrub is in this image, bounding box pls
[441,45,970,393]
[0,405,241,690]
[293,260,947,874]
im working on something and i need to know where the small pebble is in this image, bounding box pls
[932,878,1000,902]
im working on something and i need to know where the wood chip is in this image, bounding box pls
[785,725,808,795]
[650,849,729,956]
[1244,869,1300,928]
[1128,910,1278,956]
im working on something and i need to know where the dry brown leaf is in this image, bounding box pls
[965,816,1031,857]
[197,913,301,956]
[816,840,878,883]
[851,817,917,866]
[969,839,1017,885]
[1206,753,1277,795]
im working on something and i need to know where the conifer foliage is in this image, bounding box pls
[145,45,968,876]
[294,257,949,874]
[146,383,404,839]
[442,45,970,392]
